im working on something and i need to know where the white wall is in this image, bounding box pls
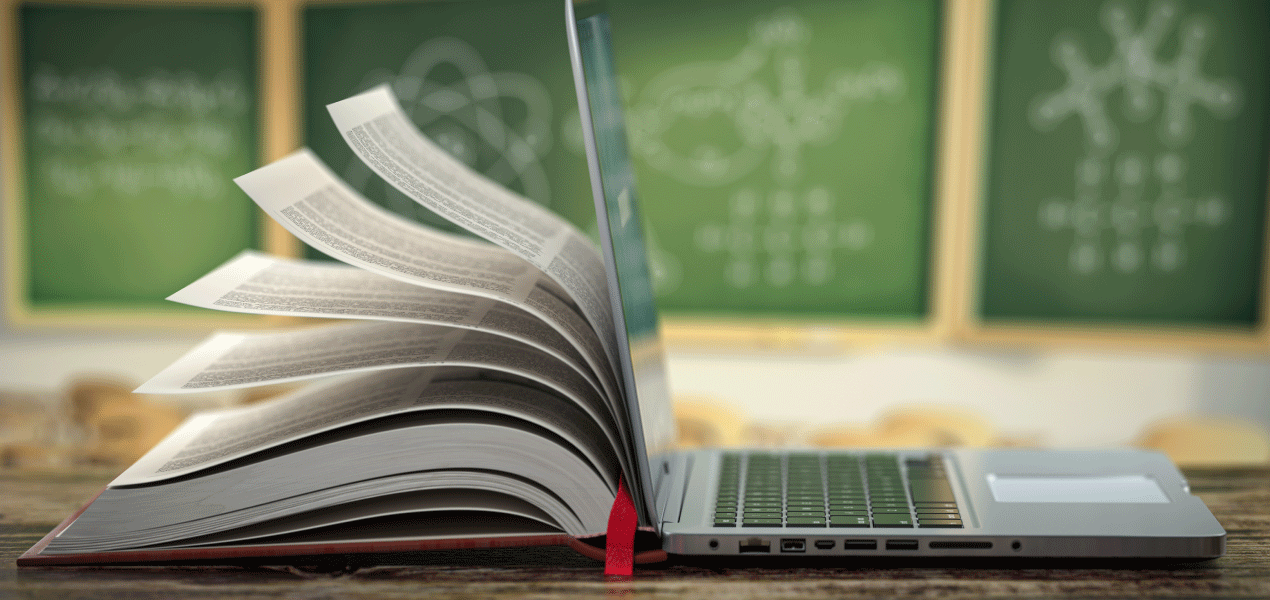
[666,344,1270,447]
[2,329,1266,447]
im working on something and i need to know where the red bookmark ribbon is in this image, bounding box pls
[604,476,637,576]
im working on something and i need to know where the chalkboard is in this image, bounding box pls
[302,0,596,259]
[605,0,943,319]
[5,2,262,316]
[978,0,1270,328]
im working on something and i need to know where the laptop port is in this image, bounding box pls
[739,538,771,553]
[929,541,993,549]
[843,539,877,550]
[780,539,806,553]
[813,540,835,550]
[886,539,919,550]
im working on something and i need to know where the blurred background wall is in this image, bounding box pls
[2,324,1267,449]
[1,0,1268,464]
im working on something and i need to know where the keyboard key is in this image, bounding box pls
[871,507,911,514]
[787,511,827,518]
[714,519,737,526]
[917,519,963,528]
[869,502,909,508]
[871,514,914,527]
[787,518,827,526]
[909,480,956,503]
[742,518,783,527]
[914,502,958,508]
[916,509,959,515]
[830,516,870,527]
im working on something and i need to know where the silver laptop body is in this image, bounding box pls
[564,0,1225,559]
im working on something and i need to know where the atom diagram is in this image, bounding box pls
[343,37,555,226]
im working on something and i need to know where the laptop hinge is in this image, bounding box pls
[657,452,692,526]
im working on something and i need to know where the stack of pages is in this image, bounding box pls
[21,86,640,564]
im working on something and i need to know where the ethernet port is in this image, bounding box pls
[739,538,771,553]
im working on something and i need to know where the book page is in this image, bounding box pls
[57,424,614,548]
[115,369,620,491]
[171,490,563,548]
[233,151,618,404]
[168,250,611,401]
[327,86,619,366]
[133,321,622,453]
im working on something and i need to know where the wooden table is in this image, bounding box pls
[2,466,1267,599]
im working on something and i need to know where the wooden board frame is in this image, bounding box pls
[0,0,300,330]
[658,0,974,352]
[950,0,1270,353]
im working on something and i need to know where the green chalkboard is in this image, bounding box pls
[980,0,1270,327]
[16,3,261,309]
[606,0,942,318]
[302,0,596,260]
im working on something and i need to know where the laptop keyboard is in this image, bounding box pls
[712,452,963,528]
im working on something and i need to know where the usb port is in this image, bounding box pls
[886,539,919,550]
[739,538,771,553]
[843,539,877,550]
[813,540,835,550]
[780,539,806,553]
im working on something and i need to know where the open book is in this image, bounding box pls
[20,86,659,565]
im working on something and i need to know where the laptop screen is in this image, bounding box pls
[568,0,677,524]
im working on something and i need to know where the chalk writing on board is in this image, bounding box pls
[342,37,555,226]
[695,186,873,288]
[565,7,906,293]
[1028,0,1242,274]
[622,8,905,187]
[28,64,249,201]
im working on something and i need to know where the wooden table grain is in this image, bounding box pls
[2,467,1267,599]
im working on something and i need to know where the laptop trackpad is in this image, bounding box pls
[987,474,1170,503]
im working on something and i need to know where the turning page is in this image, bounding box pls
[168,251,609,400]
[327,86,618,365]
[234,151,617,399]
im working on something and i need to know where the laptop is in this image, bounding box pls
[563,0,1225,558]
